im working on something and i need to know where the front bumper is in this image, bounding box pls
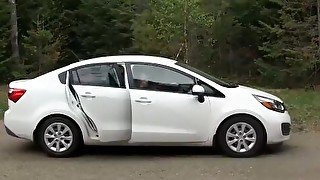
[281,123,291,136]
[265,111,291,144]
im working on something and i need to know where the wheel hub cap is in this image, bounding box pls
[44,123,73,153]
[226,122,257,153]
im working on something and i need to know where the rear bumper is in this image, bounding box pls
[4,110,33,140]
[4,125,20,138]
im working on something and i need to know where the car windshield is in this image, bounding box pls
[176,62,238,88]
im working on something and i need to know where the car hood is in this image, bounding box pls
[237,85,283,102]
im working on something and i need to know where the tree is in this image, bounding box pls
[22,20,61,76]
[199,0,283,77]
[0,1,13,83]
[132,0,211,64]
[2,0,319,88]
[8,0,19,61]
[256,0,320,87]
[74,0,135,59]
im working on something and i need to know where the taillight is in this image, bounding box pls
[8,88,26,103]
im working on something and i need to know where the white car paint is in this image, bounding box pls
[129,89,212,143]
[4,55,291,148]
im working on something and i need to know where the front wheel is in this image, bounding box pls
[38,117,82,157]
[217,116,266,157]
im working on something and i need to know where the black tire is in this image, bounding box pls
[38,117,83,158]
[217,115,266,158]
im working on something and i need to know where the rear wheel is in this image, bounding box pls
[217,116,266,157]
[38,117,82,157]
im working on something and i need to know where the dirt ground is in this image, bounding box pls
[1,121,320,180]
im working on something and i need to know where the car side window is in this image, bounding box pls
[71,64,125,88]
[130,64,195,94]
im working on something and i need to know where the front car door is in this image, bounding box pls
[65,63,131,142]
[127,63,212,143]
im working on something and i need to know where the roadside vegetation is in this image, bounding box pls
[1,0,320,89]
[0,85,318,132]
[0,85,7,119]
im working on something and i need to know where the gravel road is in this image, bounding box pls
[1,121,319,180]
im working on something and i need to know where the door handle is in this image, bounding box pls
[81,95,96,98]
[135,97,152,104]
[81,92,96,98]
[135,100,152,103]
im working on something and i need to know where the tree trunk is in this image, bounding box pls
[316,0,320,83]
[183,0,189,64]
[9,0,20,61]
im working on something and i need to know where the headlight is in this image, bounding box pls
[253,95,286,113]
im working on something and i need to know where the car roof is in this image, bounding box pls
[70,55,177,68]
[35,55,178,81]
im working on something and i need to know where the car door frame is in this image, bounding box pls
[65,70,99,136]
[125,62,217,143]
[65,62,132,142]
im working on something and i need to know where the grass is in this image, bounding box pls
[0,85,319,132]
[0,85,7,119]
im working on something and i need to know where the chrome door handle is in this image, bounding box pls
[81,92,95,98]
[135,100,152,103]
[81,95,96,98]
[135,97,152,103]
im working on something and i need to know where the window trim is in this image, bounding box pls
[113,64,126,88]
[58,63,126,89]
[126,62,196,95]
[196,79,225,98]
[125,62,225,97]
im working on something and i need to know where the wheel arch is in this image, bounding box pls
[33,113,84,144]
[213,113,267,147]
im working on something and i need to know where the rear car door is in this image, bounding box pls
[65,63,131,142]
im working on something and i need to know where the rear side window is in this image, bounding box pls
[58,72,67,84]
[58,64,125,88]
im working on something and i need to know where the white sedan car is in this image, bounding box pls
[4,55,291,158]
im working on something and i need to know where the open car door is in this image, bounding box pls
[65,63,132,142]
[65,71,99,137]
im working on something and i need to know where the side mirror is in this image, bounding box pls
[192,85,205,103]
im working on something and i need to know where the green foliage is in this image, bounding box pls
[16,0,81,70]
[132,0,211,62]
[0,85,7,119]
[0,0,319,88]
[74,0,134,58]
[0,2,10,58]
[256,0,320,87]
[0,1,12,83]
[22,20,61,76]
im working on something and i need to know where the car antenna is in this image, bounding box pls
[70,50,83,62]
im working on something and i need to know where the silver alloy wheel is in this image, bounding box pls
[44,123,73,153]
[226,122,257,153]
